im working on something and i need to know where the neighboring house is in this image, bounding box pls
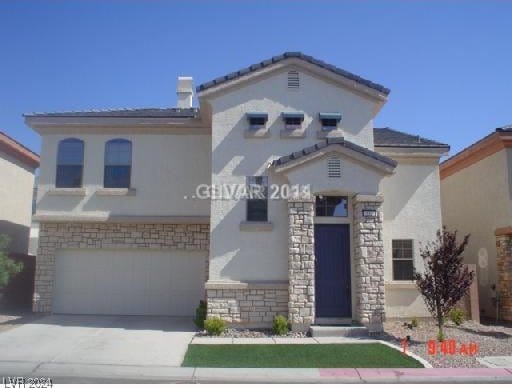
[25,52,449,331]
[0,131,39,254]
[440,127,512,321]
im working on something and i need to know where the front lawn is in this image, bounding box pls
[182,343,423,368]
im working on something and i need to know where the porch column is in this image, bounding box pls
[287,196,315,331]
[496,227,512,322]
[353,194,386,332]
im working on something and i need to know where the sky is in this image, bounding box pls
[0,0,511,156]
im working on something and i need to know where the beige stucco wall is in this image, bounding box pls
[379,154,444,318]
[37,133,211,219]
[0,150,36,253]
[441,149,511,318]
[208,67,383,283]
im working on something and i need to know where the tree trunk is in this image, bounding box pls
[436,299,444,340]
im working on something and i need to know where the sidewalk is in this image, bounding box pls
[1,364,512,384]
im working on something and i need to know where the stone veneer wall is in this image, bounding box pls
[287,198,315,331]
[34,222,209,313]
[353,196,386,332]
[206,284,289,327]
[496,233,512,322]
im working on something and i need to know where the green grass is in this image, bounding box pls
[182,344,424,368]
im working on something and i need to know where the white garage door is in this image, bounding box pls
[53,249,207,316]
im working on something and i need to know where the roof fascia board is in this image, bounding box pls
[273,144,395,175]
[26,117,209,135]
[376,146,449,159]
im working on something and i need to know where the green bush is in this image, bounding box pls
[411,318,419,328]
[449,308,465,326]
[0,235,23,290]
[272,315,289,336]
[194,300,207,329]
[204,317,226,336]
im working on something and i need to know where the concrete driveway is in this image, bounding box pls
[0,314,196,381]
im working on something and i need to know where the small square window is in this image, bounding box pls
[319,113,341,131]
[246,113,268,130]
[392,239,415,280]
[315,196,348,217]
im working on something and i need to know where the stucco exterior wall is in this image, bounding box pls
[441,149,511,318]
[0,150,36,253]
[208,68,381,283]
[379,155,443,318]
[37,133,211,218]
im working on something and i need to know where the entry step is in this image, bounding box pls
[310,325,369,338]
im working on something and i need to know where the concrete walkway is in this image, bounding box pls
[478,356,512,368]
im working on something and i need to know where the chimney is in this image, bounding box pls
[176,76,193,109]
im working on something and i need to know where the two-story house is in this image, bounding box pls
[441,127,512,322]
[26,52,449,331]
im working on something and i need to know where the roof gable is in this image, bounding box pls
[374,127,449,148]
[271,137,396,174]
[197,52,390,97]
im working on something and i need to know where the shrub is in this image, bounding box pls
[449,308,465,326]
[411,318,419,328]
[0,235,23,290]
[204,317,226,336]
[194,300,207,329]
[272,315,289,335]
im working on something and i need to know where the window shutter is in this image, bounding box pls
[327,156,341,178]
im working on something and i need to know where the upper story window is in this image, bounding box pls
[246,176,268,222]
[319,113,342,131]
[104,139,132,188]
[246,112,268,130]
[282,112,304,130]
[392,239,415,281]
[315,195,348,217]
[56,138,84,188]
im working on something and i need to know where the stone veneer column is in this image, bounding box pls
[353,194,385,332]
[496,230,512,322]
[287,197,315,331]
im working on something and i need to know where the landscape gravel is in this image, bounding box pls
[380,319,512,368]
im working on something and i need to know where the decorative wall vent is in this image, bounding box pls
[327,156,341,178]
[287,70,300,89]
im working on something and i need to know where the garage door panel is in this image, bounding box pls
[53,249,206,316]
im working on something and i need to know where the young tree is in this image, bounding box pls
[0,234,23,290]
[415,228,474,341]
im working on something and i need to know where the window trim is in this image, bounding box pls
[104,138,132,189]
[246,176,269,222]
[55,138,84,188]
[392,239,415,281]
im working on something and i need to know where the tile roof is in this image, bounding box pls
[197,52,390,95]
[271,137,397,170]
[373,127,449,149]
[0,131,39,169]
[24,108,199,118]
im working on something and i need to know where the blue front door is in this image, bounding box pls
[314,224,351,318]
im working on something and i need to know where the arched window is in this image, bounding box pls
[104,139,132,188]
[56,138,84,188]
